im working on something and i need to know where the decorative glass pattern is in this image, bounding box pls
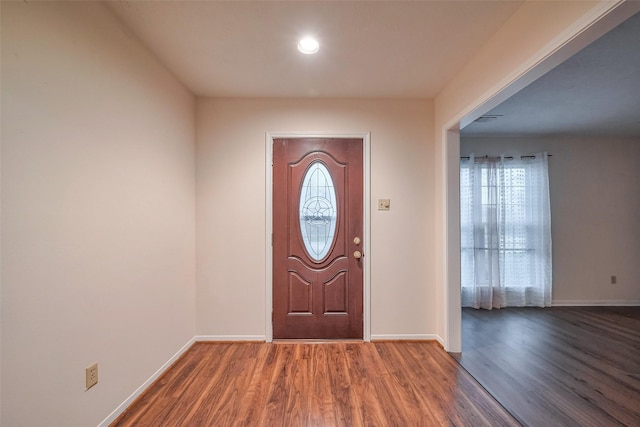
[299,162,337,261]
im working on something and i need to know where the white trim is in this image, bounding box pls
[552,300,640,307]
[98,337,196,427]
[265,134,274,342]
[194,335,266,342]
[363,134,372,342]
[265,132,372,342]
[442,1,639,354]
[444,129,461,353]
[371,334,445,346]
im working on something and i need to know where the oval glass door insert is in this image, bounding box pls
[299,161,338,261]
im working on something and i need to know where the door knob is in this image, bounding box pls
[353,237,361,245]
[353,250,362,259]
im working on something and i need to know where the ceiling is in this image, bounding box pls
[108,0,522,98]
[461,10,640,138]
[108,1,639,137]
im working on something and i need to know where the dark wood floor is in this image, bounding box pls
[454,307,640,427]
[112,341,519,426]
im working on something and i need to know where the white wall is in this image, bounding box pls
[1,3,196,426]
[196,98,436,339]
[461,136,640,304]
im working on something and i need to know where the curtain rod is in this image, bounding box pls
[460,154,552,160]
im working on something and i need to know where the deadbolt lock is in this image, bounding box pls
[353,237,361,245]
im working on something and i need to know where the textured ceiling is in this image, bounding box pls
[108,0,523,98]
[461,10,640,138]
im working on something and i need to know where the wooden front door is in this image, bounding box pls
[273,138,363,339]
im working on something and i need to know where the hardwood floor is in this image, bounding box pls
[455,307,640,427]
[111,341,518,426]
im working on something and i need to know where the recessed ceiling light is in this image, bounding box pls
[297,37,319,55]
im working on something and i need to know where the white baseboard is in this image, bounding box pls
[98,336,196,427]
[194,335,266,342]
[371,334,445,346]
[552,300,640,306]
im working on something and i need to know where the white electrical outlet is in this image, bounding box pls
[86,363,98,389]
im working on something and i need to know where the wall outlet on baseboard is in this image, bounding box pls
[610,275,617,285]
[86,363,98,389]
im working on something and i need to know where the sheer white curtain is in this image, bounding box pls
[460,153,552,309]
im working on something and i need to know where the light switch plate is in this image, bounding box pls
[378,199,390,210]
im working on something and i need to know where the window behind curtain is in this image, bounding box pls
[460,154,552,308]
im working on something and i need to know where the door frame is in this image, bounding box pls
[265,131,371,342]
